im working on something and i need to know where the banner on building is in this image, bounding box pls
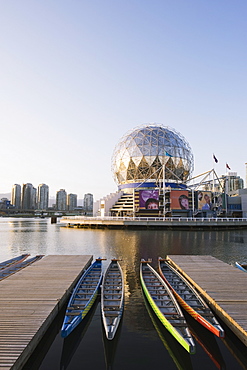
[197,191,212,210]
[170,190,190,210]
[139,190,159,210]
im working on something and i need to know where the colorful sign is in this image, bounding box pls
[170,190,190,210]
[139,190,159,210]
[197,191,212,210]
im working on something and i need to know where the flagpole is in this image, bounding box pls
[225,176,228,217]
[163,151,173,217]
[225,163,231,217]
[212,154,215,209]
[213,166,215,195]
[192,187,195,217]
[212,154,219,210]
[163,163,165,217]
[212,154,215,191]
[225,163,228,217]
[133,187,135,217]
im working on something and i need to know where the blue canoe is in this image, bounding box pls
[61,258,104,338]
[0,255,44,281]
[0,254,29,270]
[235,262,247,272]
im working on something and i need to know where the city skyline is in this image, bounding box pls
[1,2,246,200]
[6,182,94,210]
[3,183,90,203]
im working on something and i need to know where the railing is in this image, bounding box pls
[60,216,247,223]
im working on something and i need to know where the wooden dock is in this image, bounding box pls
[167,255,247,346]
[0,255,92,370]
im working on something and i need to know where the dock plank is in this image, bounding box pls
[0,255,92,369]
[167,255,247,346]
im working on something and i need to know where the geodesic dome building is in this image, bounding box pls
[112,124,194,190]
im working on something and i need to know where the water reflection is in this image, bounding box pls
[184,312,226,370]
[220,319,247,370]
[0,219,247,369]
[60,298,99,370]
[102,313,122,370]
[1,219,247,265]
[143,294,193,370]
[23,305,66,369]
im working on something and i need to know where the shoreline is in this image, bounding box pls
[60,216,247,230]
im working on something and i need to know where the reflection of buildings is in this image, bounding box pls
[94,229,143,331]
[94,123,245,218]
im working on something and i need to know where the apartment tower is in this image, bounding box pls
[37,184,49,210]
[56,189,67,211]
[67,193,77,211]
[11,184,21,209]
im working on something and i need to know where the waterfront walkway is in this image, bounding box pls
[60,216,247,230]
[0,255,92,370]
[167,255,247,347]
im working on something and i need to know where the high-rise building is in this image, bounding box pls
[11,184,21,209]
[32,187,37,209]
[67,193,77,211]
[56,189,67,211]
[84,193,93,213]
[22,183,35,210]
[245,163,247,188]
[37,184,49,210]
[219,172,244,194]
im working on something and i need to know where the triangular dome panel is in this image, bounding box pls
[131,156,142,167]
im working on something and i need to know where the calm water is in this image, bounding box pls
[1,218,247,370]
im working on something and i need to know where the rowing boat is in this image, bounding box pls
[101,259,124,340]
[235,262,247,272]
[143,293,193,370]
[0,255,44,281]
[140,259,195,354]
[103,316,122,370]
[0,254,29,270]
[61,258,104,338]
[60,295,99,370]
[158,257,224,338]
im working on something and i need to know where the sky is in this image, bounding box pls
[1,1,246,201]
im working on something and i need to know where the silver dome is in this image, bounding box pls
[112,124,194,185]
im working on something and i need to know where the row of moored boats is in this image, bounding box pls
[61,258,124,341]
[0,254,44,280]
[3,254,246,352]
[140,258,225,354]
[60,256,226,354]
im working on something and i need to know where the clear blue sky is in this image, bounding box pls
[1,1,246,200]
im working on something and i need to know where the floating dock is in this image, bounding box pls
[60,216,247,230]
[0,255,247,369]
[167,255,247,346]
[0,255,92,370]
